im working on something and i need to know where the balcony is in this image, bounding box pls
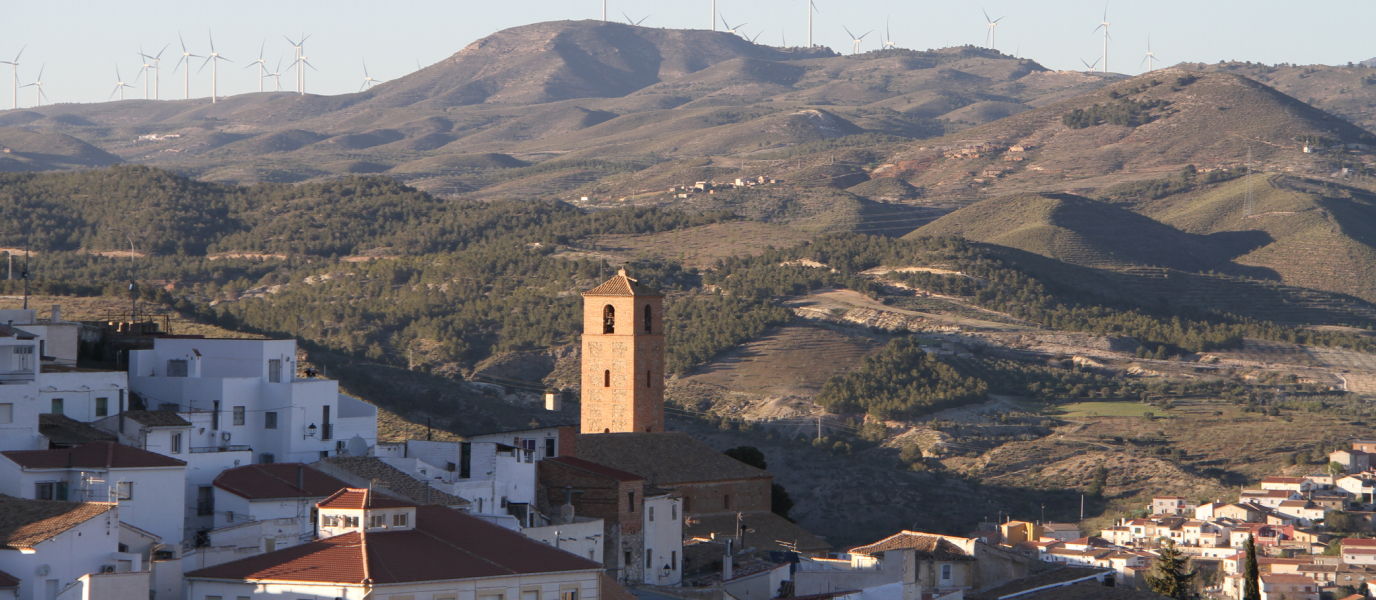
[0,371,35,384]
[191,445,251,454]
[321,424,333,441]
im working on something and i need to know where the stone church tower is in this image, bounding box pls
[581,268,665,434]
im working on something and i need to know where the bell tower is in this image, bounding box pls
[581,268,665,434]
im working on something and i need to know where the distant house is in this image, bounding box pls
[1261,476,1311,493]
[201,462,351,559]
[1240,489,1300,509]
[1330,450,1369,474]
[1338,475,1376,504]
[1040,523,1081,542]
[848,532,980,597]
[0,495,150,600]
[1259,573,1320,600]
[1152,496,1193,515]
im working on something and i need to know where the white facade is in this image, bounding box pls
[642,494,683,586]
[210,488,319,542]
[0,504,136,600]
[0,458,186,546]
[523,518,605,564]
[0,322,127,452]
[185,570,603,600]
[377,440,538,522]
[467,426,569,462]
[129,338,377,465]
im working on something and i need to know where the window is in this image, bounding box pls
[337,440,348,455]
[117,481,133,500]
[268,359,282,383]
[345,515,360,527]
[264,411,278,429]
[226,511,234,523]
[646,548,653,569]
[206,596,222,600]
[264,539,276,553]
[259,453,274,464]
[603,304,615,334]
[627,491,635,512]
[941,564,952,581]
[36,482,67,501]
[649,506,655,522]
[647,369,652,388]
[561,591,578,600]
[49,398,63,415]
[166,360,188,377]
[604,370,611,387]
[13,345,33,371]
[95,397,108,417]
[369,514,385,528]
[644,304,653,333]
[460,442,472,478]
[0,403,11,424]
[545,437,556,458]
[393,513,408,527]
[671,550,677,570]
[197,486,213,515]
[723,494,730,510]
[171,433,182,454]
[232,406,245,426]
[672,503,678,520]
[479,595,503,600]
[211,400,220,430]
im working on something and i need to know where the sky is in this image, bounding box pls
[4,0,1374,108]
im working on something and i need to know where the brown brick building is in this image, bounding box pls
[581,269,665,434]
[539,456,649,582]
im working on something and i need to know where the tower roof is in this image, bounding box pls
[583,268,664,298]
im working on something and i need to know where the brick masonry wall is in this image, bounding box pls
[538,460,648,579]
[581,295,664,434]
[674,478,771,516]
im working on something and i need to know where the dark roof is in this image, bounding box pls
[848,532,975,561]
[2,441,185,469]
[575,432,770,485]
[185,505,601,584]
[38,414,116,447]
[317,488,416,510]
[544,456,646,482]
[122,410,191,427]
[317,457,470,507]
[0,568,16,588]
[583,270,663,297]
[214,463,350,500]
[0,495,117,551]
[684,511,830,553]
[0,324,35,339]
[968,566,1120,600]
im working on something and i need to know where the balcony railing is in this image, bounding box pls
[0,372,36,383]
[190,445,251,454]
[321,424,333,441]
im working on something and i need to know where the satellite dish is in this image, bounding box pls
[36,564,49,576]
[346,435,367,457]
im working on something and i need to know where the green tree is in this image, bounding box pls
[1087,464,1109,498]
[1327,511,1357,533]
[771,483,794,522]
[1146,539,1196,599]
[1244,535,1260,600]
[1329,461,1348,476]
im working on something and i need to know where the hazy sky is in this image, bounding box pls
[5,0,1374,107]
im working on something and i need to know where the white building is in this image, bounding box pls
[466,425,575,463]
[184,488,606,600]
[0,318,129,453]
[642,492,683,586]
[375,439,538,524]
[128,338,377,465]
[0,496,150,600]
[0,441,186,546]
[204,463,352,544]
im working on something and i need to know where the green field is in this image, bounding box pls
[1051,400,1163,418]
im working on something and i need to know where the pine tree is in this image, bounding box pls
[1146,539,1197,599]
[1243,534,1261,600]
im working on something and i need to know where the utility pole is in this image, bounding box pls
[20,240,28,310]
[1080,494,1085,520]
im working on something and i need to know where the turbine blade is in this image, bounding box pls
[983,8,991,23]
[994,16,1004,23]
[13,44,25,63]
[360,81,367,92]
[36,64,43,81]
[39,88,48,101]
[109,87,119,101]
[843,25,856,39]
[199,56,213,74]
[156,42,170,59]
[208,30,216,52]
[861,30,873,39]
[259,39,266,60]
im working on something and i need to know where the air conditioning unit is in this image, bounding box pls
[222,432,232,443]
[100,565,116,573]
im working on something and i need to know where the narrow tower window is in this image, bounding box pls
[603,305,616,334]
[644,304,653,334]
[604,370,611,387]
[647,369,652,388]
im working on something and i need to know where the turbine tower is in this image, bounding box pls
[172,34,203,100]
[983,9,1004,50]
[842,25,873,55]
[198,31,232,103]
[602,0,606,21]
[265,58,285,91]
[883,18,896,50]
[1141,37,1159,72]
[806,0,817,48]
[134,50,152,99]
[359,59,381,91]
[283,34,311,95]
[712,0,716,31]
[0,46,23,110]
[245,40,269,93]
[138,43,169,100]
[20,64,47,107]
[110,65,134,101]
[1093,3,1111,73]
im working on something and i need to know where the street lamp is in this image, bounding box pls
[105,228,137,323]
[304,423,318,439]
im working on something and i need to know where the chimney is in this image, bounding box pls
[51,305,60,322]
[723,538,734,581]
[561,486,576,522]
[296,465,305,491]
[545,391,562,412]
[117,390,125,435]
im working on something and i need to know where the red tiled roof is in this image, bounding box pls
[1343,538,1376,547]
[213,464,349,500]
[0,495,117,550]
[849,532,975,561]
[1260,574,1317,584]
[186,506,601,584]
[1343,548,1376,555]
[543,456,645,482]
[1262,477,1306,484]
[317,488,416,510]
[1,441,185,469]
[583,270,663,297]
[0,568,16,588]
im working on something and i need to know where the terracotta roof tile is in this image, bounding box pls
[0,568,16,588]
[0,325,35,339]
[186,506,601,584]
[317,488,416,510]
[2,441,185,469]
[575,432,770,485]
[0,495,117,550]
[583,270,663,297]
[849,532,974,560]
[121,410,191,427]
[38,414,116,446]
[544,456,645,482]
[1262,477,1306,484]
[214,463,350,500]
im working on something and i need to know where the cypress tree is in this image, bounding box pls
[1244,534,1261,600]
[1146,539,1197,599]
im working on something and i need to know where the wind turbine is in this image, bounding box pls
[20,64,47,107]
[1141,37,1159,72]
[622,12,650,26]
[1093,3,1111,73]
[283,34,311,95]
[983,9,1004,50]
[198,31,231,103]
[172,34,203,100]
[0,46,22,110]
[807,0,817,48]
[1080,57,1101,73]
[245,39,268,93]
[265,58,284,91]
[842,25,873,55]
[359,59,381,91]
[602,0,606,21]
[720,15,746,36]
[109,65,134,101]
[138,43,169,100]
[711,0,716,31]
[883,18,897,50]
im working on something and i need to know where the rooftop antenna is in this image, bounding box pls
[1093,2,1111,73]
[172,34,203,100]
[983,9,1004,50]
[109,64,134,101]
[138,43,169,100]
[720,14,747,36]
[0,45,24,109]
[198,31,231,103]
[883,18,896,50]
[1245,146,1255,217]
[20,64,47,107]
[1140,36,1159,72]
[842,25,873,55]
[245,39,268,93]
[359,59,382,91]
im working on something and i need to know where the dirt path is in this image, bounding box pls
[789,288,1037,332]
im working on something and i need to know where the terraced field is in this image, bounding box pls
[588,221,814,268]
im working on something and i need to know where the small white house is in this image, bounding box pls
[184,488,606,600]
[206,463,352,543]
[0,441,186,546]
[0,496,150,600]
[375,439,538,524]
[642,492,683,586]
[0,321,128,453]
